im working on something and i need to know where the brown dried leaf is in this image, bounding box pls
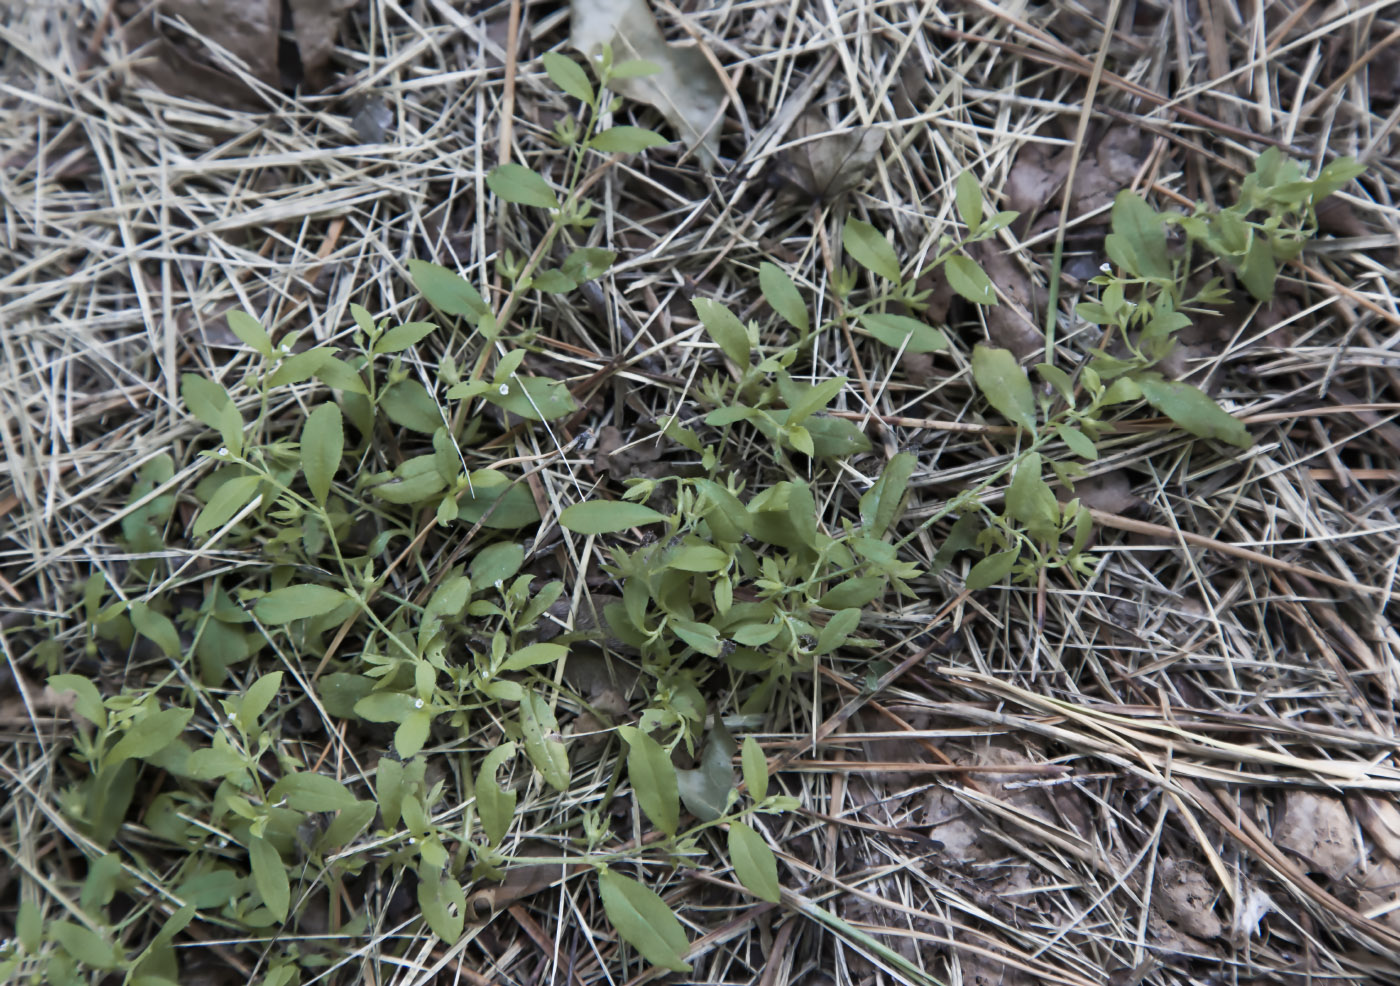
[1156,858,1223,939]
[571,0,726,166]
[122,0,280,107]
[1351,794,1400,863]
[968,243,1042,361]
[287,0,358,88]
[1275,791,1361,880]
[594,426,664,482]
[1006,143,1067,220]
[773,112,885,204]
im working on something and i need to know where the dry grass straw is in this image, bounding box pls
[3,0,1400,984]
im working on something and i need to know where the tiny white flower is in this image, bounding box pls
[498,383,510,395]
[407,836,416,844]
[1099,262,1112,273]
[280,343,291,354]
[217,447,229,456]
[414,698,424,709]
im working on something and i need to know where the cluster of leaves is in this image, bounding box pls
[22,42,1368,984]
[19,50,817,985]
[947,152,1365,588]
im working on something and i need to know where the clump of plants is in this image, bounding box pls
[19,42,1365,986]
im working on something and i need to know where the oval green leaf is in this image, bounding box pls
[559,500,667,535]
[597,870,691,972]
[728,820,781,903]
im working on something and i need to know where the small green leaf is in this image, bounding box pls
[1036,363,1075,402]
[672,619,722,657]
[815,577,884,610]
[108,707,192,766]
[859,312,948,353]
[417,868,466,944]
[1005,453,1060,542]
[842,217,902,283]
[193,475,262,538]
[1311,156,1366,200]
[966,548,1020,590]
[955,170,983,232]
[227,311,274,359]
[476,743,518,846]
[1239,234,1276,302]
[457,470,540,528]
[814,608,860,655]
[373,322,438,355]
[530,268,576,293]
[470,541,524,586]
[248,836,289,922]
[611,58,662,78]
[51,921,120,970]
[1056,425,1098,460]
[520,692,569,791]
[314,356,369,395]
[561,247,615,282]
[48,674,106,728]
[129,602,181,658]
[381,379,444,434]
[728,821,780,903]
[16,899,40,954]
[240,670,283,725]
[693,297,751,367]
[1110,191,1169,279]
[180,373,235,434]
[502,642,567,671]
[859,451,916,538]
[759,262,809,333]
[676,723,735,822]
[301,403,343,506]
[618,725,680,836]
[269,772,359,812]
[1135,375,1252,448]
[395,710,433,757]
[741,735,768,801]
[487,163,558,209]
[254,584,351,625]
[598,870,691,972]
[667,544,730,572]
[590,125,669,153]
[542,51,594,104]
[267,347,333,387]
[785,376,846,426]
[804,415,872,457]
[944,255,997,305]
[560,500,667,534]
[486,375,577,422]
[354,691,420,724]
[971,345,1036,431]
[408,260,489,321]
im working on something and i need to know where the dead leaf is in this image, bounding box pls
[1357,858,1400,930]
[773,112,884,203]
[1095,127,1150,186]
[594,425,665,482]
[1006,143,1067,220]
[571,0,727,166]
[1351,795,1400,863]
[1156,858,1223,939]
[968,242,1042,361]
[1275,791,1361,880]
[1230,885,1275,944]
[1064,470,1142,516]
[120,0,280,108]
[287,0,357,88]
